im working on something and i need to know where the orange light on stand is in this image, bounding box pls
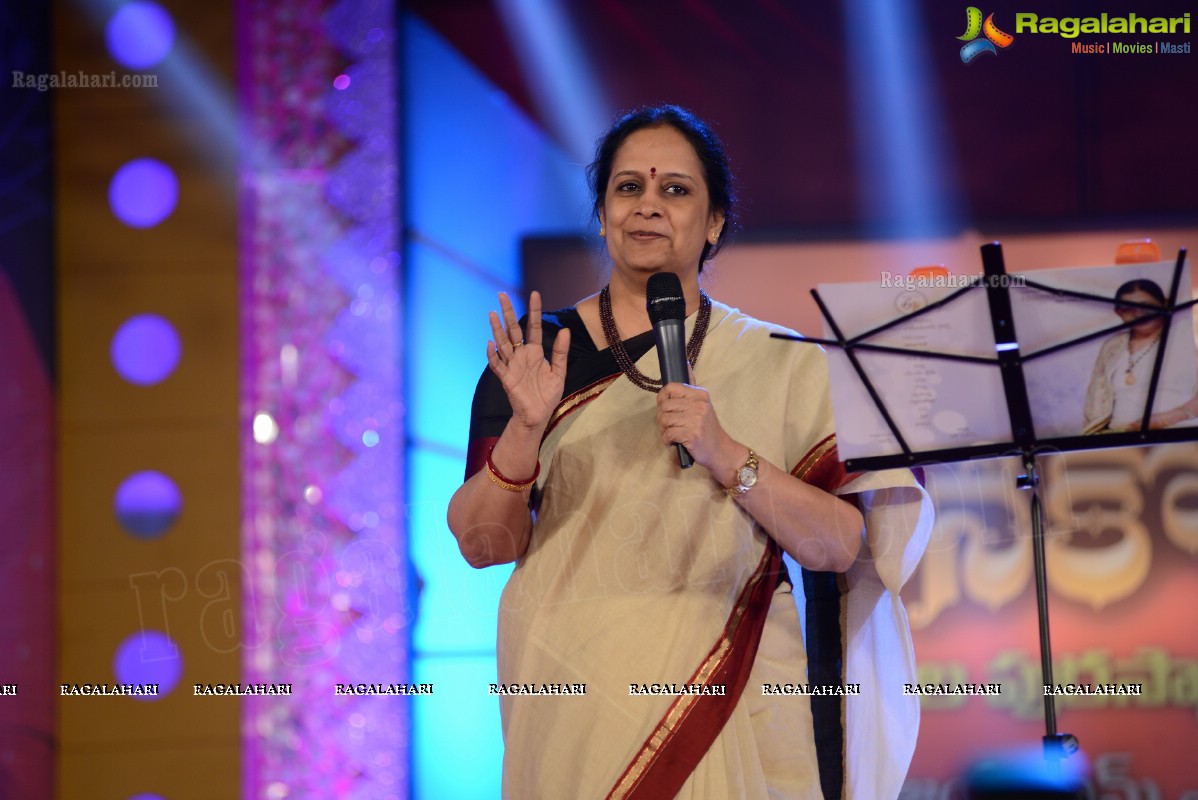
[909,265,951,280]
[1115,239,1161,264]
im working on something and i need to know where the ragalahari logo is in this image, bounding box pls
[958,7,1015,62]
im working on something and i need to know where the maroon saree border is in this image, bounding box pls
[607,542,785,800]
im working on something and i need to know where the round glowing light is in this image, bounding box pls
[113,630,183,700]
[106,1,175,69]
[115,471,181,539]
[333,74,351,90]
[253,412,279,444]
[129,794,167,800]
[362,430,379,447]
[303,485,323,504]
[109,158,178,228]
[110,314,181,385]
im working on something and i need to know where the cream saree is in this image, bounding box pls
[495,302,932,799]
[1083,329,1198,433]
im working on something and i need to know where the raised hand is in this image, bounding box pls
[487,291,570,431]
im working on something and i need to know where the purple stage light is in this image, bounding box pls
[110,313,181,385]
[109,158,179,228]
[106,1,175,69]
[115,471,182,539]
[113,630,183,701]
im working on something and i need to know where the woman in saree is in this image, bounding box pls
[447,105,933,799]
[1082,278,1198,434]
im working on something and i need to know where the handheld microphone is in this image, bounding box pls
[646,272,694,469]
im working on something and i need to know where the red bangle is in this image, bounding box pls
[485,447,540,492]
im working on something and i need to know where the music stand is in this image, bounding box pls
[772,242,1197,767]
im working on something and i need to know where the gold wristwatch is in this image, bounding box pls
[726,449,759,498]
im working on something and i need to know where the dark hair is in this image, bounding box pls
[586,105,737,271]
[1114,278,1166,306]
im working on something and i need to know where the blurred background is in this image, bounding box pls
[1,0,1196,797]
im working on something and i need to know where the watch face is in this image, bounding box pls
[738,466,758,489]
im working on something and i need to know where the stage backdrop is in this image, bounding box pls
[904,447,1198,798]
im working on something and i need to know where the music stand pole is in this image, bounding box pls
[1017,451,1078,765]
[979,241,1078,764]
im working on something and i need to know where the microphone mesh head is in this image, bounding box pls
[646,272,686,323]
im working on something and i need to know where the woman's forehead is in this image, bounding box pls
[611,126,703,174]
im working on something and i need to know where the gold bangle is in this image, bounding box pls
[485,449,539,492]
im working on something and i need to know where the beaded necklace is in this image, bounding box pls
[598,285,711,392]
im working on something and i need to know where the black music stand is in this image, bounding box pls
[773,242,1197,769]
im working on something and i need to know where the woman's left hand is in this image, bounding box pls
[655,379,739,481]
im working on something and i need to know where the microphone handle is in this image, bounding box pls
[655,319,694,469]
[675,441,694,469]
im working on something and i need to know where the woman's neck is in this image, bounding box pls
[1129,326,1161,346]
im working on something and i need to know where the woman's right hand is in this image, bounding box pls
[487,290,570,431]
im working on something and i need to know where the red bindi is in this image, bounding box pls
[649,167,656,179]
